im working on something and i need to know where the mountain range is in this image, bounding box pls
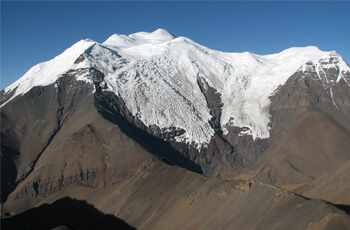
[1,29,350,229]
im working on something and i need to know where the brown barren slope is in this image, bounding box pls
[248,108,350,183]
[17,159,350,230]
[293,160,350,205]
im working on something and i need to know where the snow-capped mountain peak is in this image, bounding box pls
[2,30,350,147]
[102,28,175,48]
[3,39,96,101]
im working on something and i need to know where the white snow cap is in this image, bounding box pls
[3,39,97,97]
[3,29,350,147]
[103,28,175,48]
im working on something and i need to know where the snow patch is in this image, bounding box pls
[329,88,338,109]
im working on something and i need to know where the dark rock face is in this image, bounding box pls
[1,143,19,203]
[0,86,18,105]
[222,126,269,167]
[94,90,203,175]
[197,75,270,172]
[197,77,223,133]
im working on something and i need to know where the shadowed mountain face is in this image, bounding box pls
[1,30,350,229]
[1,197,135,230]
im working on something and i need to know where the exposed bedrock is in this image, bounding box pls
[238,66,350,206]
[1,69,153,214]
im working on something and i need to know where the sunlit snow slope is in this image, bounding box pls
[3,29,350,147]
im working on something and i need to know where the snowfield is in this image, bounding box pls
[3,29,350,147]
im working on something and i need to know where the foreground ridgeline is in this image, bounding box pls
[1,29,350,229]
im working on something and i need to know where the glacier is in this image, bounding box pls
[3,29,350,147]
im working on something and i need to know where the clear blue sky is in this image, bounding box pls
[1,1,350,89]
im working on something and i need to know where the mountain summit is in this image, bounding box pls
[1,29,350,228]
[103,28,176,47]
[3,29,349,145]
